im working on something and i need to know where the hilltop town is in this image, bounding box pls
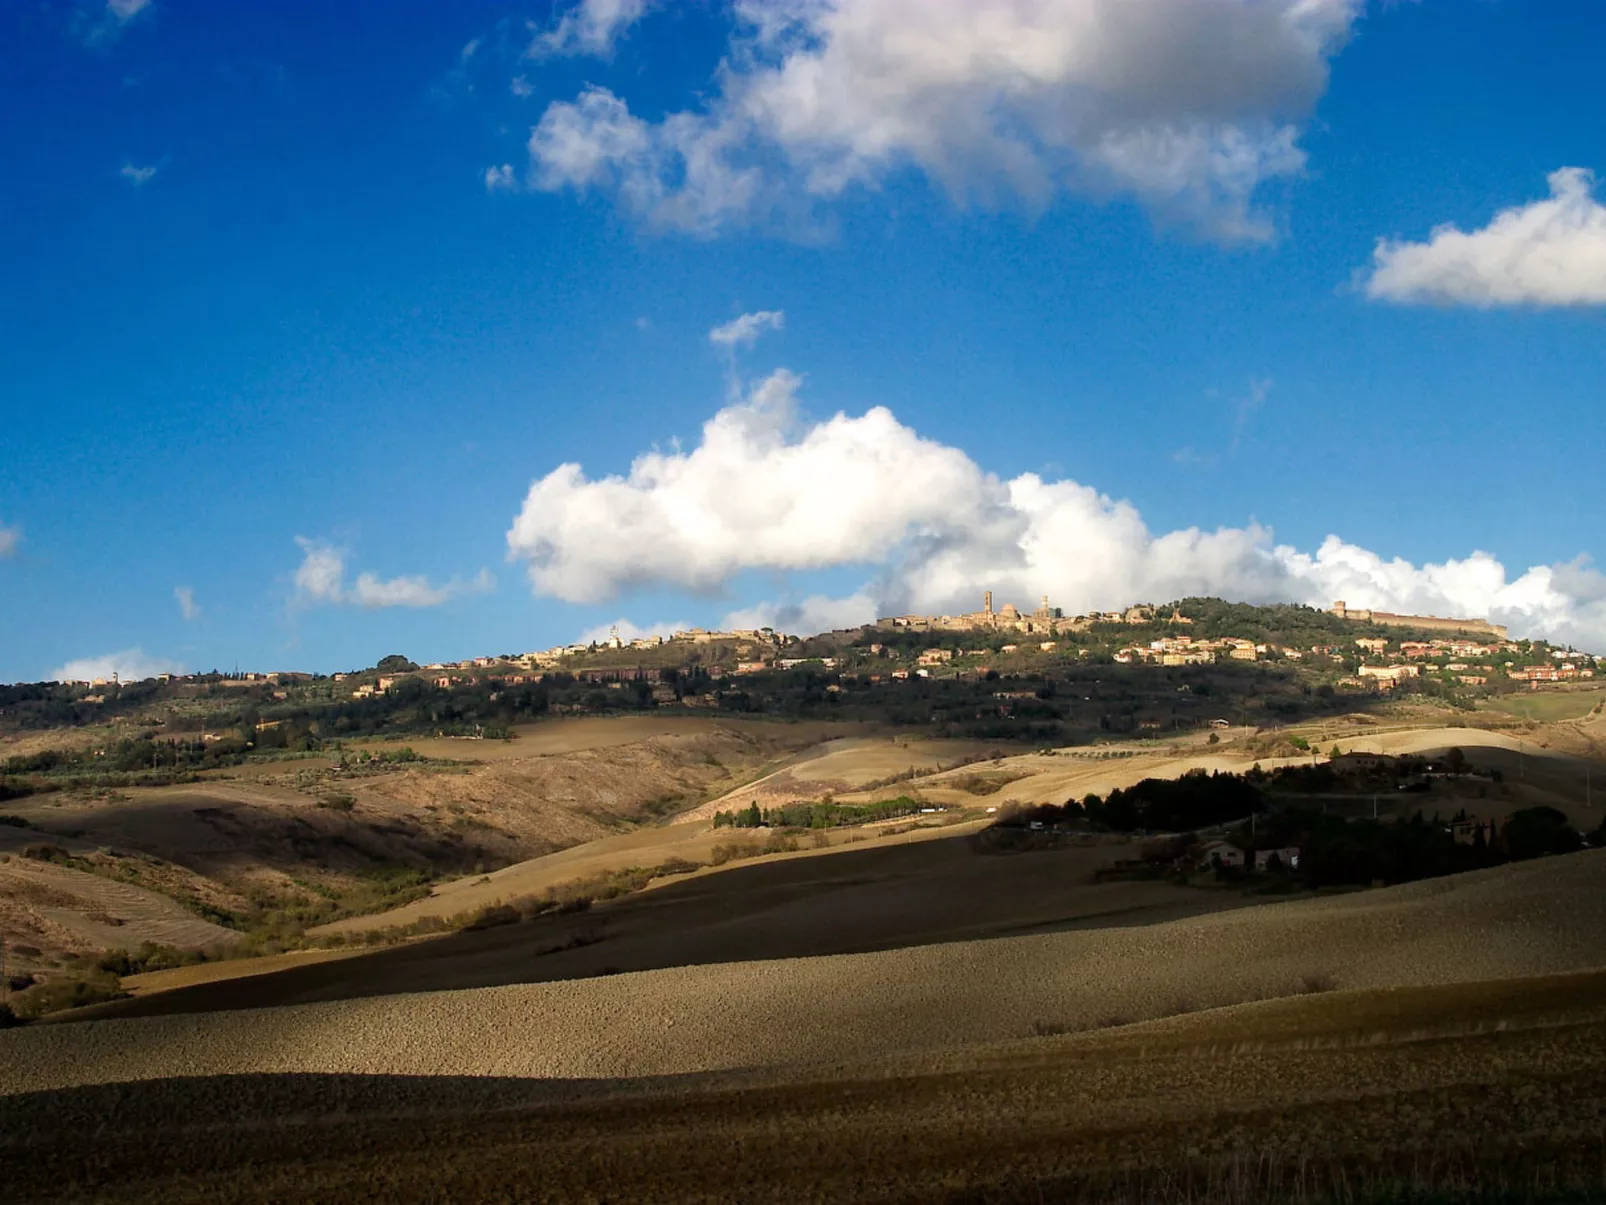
[15,594,1599,761]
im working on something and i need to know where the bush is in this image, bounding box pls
[0,1002,19,1028]
[9,973,127,1020]
[463,903,520,930]
[96,942,207,977]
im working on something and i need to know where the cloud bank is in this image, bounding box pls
[51,648,184,684]
[527,0,1360,239]
[292,538,494,609]
[507,371,1606,650]
[1366,167,1606,307]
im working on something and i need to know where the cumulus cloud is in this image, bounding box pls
[50,648,184,684]
[0,522,19,559]
[484,163,517,191]
[506,372,1606,650]
[120,162,158,186]
[527,0,1360,238]
[1365,167,1606,307]
[174,586,200,621]
[709,309,784,349]
[106,0,150,18]
[292,539,493,610]
[530,0,651,59]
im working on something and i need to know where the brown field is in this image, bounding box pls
[3,854,1606,1202]
[4,968,1604,1203]
[12,849,1605,1085]
[0,853,239,967]
[309,808,990,939]
[0,716,865,967]
[93,829,1252,1014]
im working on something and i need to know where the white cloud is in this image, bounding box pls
[50,648,184,684]
[530,0,651,58]
[484,163,517,191]
[0,522,19,559]
[511,75,534,99]
[292,539,493,610]
[527,0,1360,238]
[120,162,158,186]
[174,585,200,621]
[293,538,348,605]
[79,0,152,47]
[506,370,1606,650]
[709,309,784,349]
[1365,167,1606,307]
[577,617,689,646]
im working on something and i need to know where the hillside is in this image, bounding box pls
[4,853,1606,1200]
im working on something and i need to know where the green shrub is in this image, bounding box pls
[9,973,127,1020]
[463,903,520,930]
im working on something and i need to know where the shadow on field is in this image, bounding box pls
[70,831,1254,1021]
[9,965,1606,1205]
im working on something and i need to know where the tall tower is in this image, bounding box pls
[984,590,993,615]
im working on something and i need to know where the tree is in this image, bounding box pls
[376,654,417,673]
[744,801,762,828]
[1445,747,1467,775]
[1502,807,1582,861]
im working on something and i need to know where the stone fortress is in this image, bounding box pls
[1329,601,1508,641]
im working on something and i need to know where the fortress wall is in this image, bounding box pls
[1365,611,1508,640]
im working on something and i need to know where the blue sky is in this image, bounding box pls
[3,0,1605,682]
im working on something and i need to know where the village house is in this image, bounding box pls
[1197,840,1246,868]
[1253,846,1301,871]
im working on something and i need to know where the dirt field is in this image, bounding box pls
[12,849,1605,1089]
[94,829,1264,1014]
[0,853,239,968]
[5,968,1603,1203]
[310,809,987,938]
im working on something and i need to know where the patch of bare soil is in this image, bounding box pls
[12,848,1605,1092]
[3,971,1604,1203]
